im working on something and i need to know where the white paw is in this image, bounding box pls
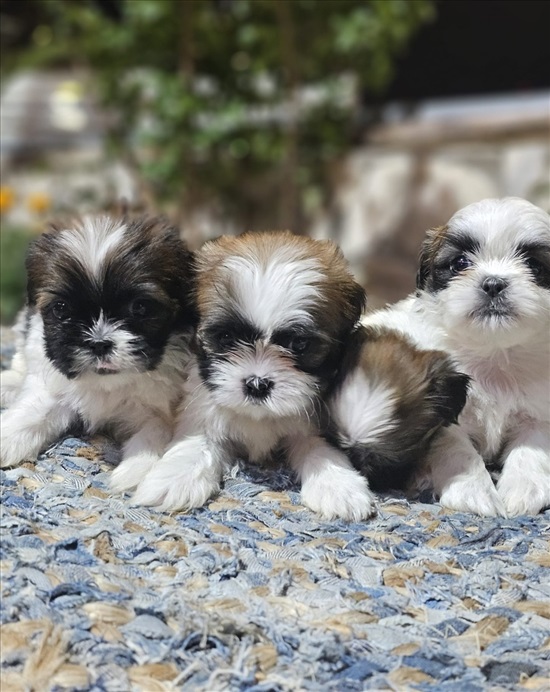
[110,452,159,493]
[131,436,221,511]
[439,472,506,517]
[300,469,376,522]
[497,473,550,516]
[0,415,35,468]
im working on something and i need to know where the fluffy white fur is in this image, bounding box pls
[364,197,550,516]
[224,250,324,330]
[330,369,397,447]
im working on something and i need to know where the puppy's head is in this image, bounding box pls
[194,231,365,420]
[26,214,196,379]
[416,197,550,347]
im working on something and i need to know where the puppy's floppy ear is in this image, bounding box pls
[416,237,432,292]
[25,230,58,307]
[426,354,470,426]
[416,226,446,292]
[318,237,367,328]
[349,279,367,324]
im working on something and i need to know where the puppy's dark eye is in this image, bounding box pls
[525,256,544,276]
[130,299,156,318]
[216,332,234,349]
[450,255,472,274]
[290,337,310,354]
[52,301,71,320]
[276,333,311,354]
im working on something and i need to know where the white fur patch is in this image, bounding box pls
[331,370,397,446]
[449,196,550,254]
[223,250,324,331]
[57,216,127,277]
[77,311,139,375]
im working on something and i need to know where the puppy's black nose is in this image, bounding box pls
[90,340,113,357]
[244,376,274,399]
[482,276,508,297]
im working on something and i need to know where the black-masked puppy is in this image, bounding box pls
[326,326,470,492]
[0,214,196,484]
[132,230,376,521]
[366,197,550,516]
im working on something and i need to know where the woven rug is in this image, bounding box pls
[1,335,549,691]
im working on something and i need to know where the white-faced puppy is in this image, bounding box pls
[366,197,550,516]
[0,215,197,484]
[132,231,375,521]
[326,326,470,493]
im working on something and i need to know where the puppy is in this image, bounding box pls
[132,231,376,521]
[0,214,196,485]
[365,197,550,516]
[326,325,470,493]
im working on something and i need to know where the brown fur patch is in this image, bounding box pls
[196,230,365,335]
[359,327,447,408]
[416,224,449,290]
[360,325,468,432]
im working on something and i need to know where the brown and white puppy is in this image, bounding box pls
[132,230,376,521]
[365,197,550,516]
[325,325,470,492]
[0,214,197,482]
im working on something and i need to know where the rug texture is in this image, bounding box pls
[1,335,549,691]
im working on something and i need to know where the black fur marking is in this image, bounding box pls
[417,230,481,293]
[272,326,332,375]
[445,232,481,255]
[202,315,262,354]
[516,241,550,290]
[428,370,470,426]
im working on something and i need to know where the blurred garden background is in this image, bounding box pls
[1,0,549,323]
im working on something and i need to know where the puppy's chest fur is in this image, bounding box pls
[183,363,313,462]
[218,410,311,462]
[458,346,550,459]
[66,370,183,435]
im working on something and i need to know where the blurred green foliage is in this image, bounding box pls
[9,0,434,232]
[0,227,33,324]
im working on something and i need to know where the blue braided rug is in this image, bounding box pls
[1,335,549,691]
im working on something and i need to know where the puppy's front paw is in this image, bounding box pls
[301,470,376,522]
[497,472,549,516]
[132,438,221,511]
[439,472,506,517]
[0,415,36,468]
[110,453,159,493]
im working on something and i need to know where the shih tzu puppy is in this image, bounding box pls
[132,230,377,521]
[366,197,550,516]
[0,214,197,483]
[325,325,470,493]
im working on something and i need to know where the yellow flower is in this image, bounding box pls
[27,192,52,215]
[0,186,15,214]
